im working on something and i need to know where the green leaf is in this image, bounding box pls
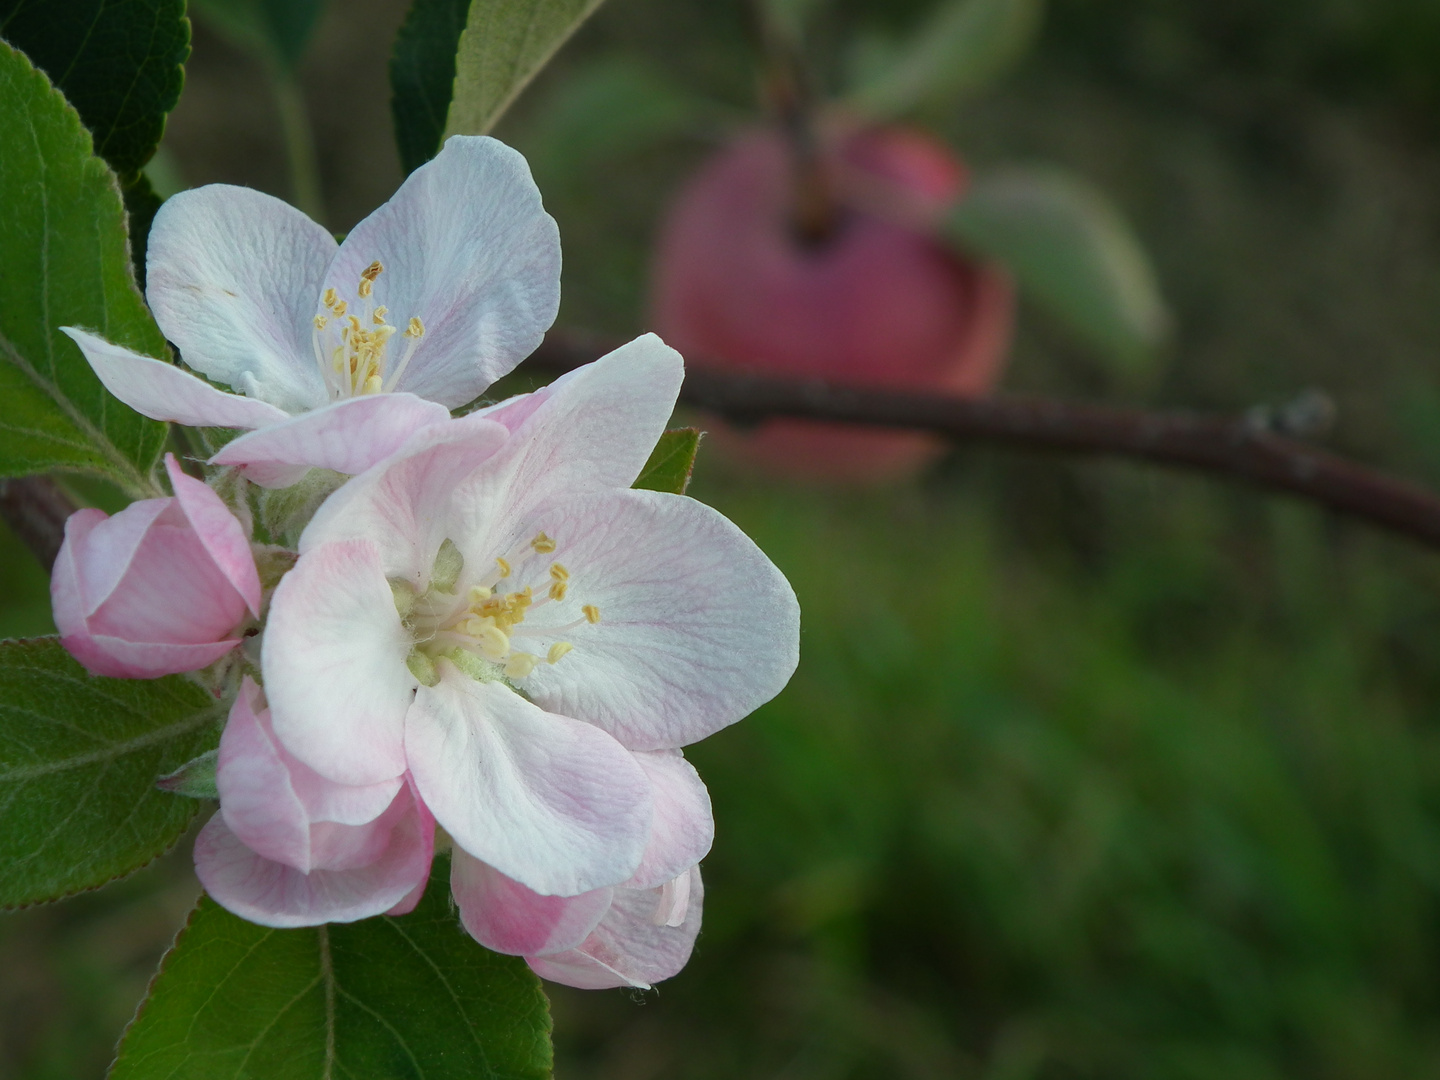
[442,0,608,141]
[111,855,554,1080]
[0,0,190,181]
[188,0,326,70]
[518,57,713,194]
[0,638,224,908]
[634,428,701,495]
[944,166,1170,372]
[848,0,1043,118]
[390,0,473,174]
[0,40,170,492]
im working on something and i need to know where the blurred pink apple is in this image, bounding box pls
[650,122,1013,481]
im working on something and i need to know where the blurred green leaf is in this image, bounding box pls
[0,41,170,491]
[443,0,607,141]
[945,165,1170,372]
[0,0,190,181]
[0,638,222,908]
[111,855,554,1080]
[848,0,1043,117]
[634,427,701,495]
[762,0,825,45]
[188,0,326,70]
[520,56,711,192]
[390,0,472,173]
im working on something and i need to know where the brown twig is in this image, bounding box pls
[528,332,1440,550]
[0,477,74,571]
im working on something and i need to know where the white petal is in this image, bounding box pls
[451,848,612,956]
[323,136,560,407]
[298,413,508,585]
[522,488,800,749]
[625,751,713,890]
[60,327,293,429]
[210,393,452,486]
[526,866,705,989]
[263,540,414,785]
[406,668,652,896]
[146,184,336,411]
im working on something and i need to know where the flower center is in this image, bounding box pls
[311,261,426,398]
[397,533,601,688]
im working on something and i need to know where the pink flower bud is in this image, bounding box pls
[50,455,262,678]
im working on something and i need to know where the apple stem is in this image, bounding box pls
[751,2,841,247]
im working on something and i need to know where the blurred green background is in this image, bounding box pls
[10,0,1440,1076]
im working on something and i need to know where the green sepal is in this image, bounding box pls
[156,749,219,800]
[634,428,701,495]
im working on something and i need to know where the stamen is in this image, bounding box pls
[504,652,539,679]
[547,642,572,664]
[469,585,492,605]
[332,299,348,317]
[531,532,556,554]
[358,260,384,299]
[322,287,338,308]
[363,374,383,394]
[496,557,511,578]
[372,306,388,325]
[474,622,510,660]
[582,605,601,624]
[549,563,569,583]
[313,314,327,330]
[548,581,568,602]
[404,317,425,338]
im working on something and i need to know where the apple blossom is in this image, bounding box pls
[59,135,561,486]
[52,454,261,678]
[258,334,799,919]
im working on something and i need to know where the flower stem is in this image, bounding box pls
[268,60,326,226]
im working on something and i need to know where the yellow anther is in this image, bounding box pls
[333,299,348,317]
[313,314,327,330]
[362,374,383,394]
[372,306,388,325]
[531,532,556,554]
[495,557,511,578]
[322,287,338,308]
[504,652,539,680]
[358,278,373,298]
[582,604,601,624]
[361,260,384,281]
[475,623,510,661]
[548,582,568,602]
[405,316,425,338]
[549,563,569,583]
[547,642,573,664]
[468,585,492,605]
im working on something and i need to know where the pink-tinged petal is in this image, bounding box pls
[147,184,336,411]
[62,498,170,615]
[217,679,403,873]
[451,847,612,956]
[50,508,106,640]
[193,785,435,928]
[264,540,414,786]
[165,456,262,616]
[216,679,311,870]
[324,136,560,408]
[526,867,705,990]
[522,488,800,749]
[384,778,436,916]
[298,413,508,585]
[60,327,292,429]
[406,668,652,896]
[60,634,241,679]
[625,751,713,890]
[210,394,453,487]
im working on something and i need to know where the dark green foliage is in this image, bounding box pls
[0,0,189,182]
[634,427,701,494]
[391,0,471,173]
[0,40,169,491]
[0,638,223,908]
[188,0,327,71]
[111,856,554,1080]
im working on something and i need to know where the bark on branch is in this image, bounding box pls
[530,332,1440,551]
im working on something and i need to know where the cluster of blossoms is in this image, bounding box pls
[54,137,800,989]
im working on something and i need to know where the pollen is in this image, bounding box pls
[496,557,511,578]
[313,314,327,330]
[372,306,388,324]
[357,260,384,298]
[322,287,338,308]
[531,532,556,554]
[332,299,348,317]
[582,604,601,624]
[405,316,425,338]
[547,642,573,664]
[549,563,569,583]
[548,581,568,602]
